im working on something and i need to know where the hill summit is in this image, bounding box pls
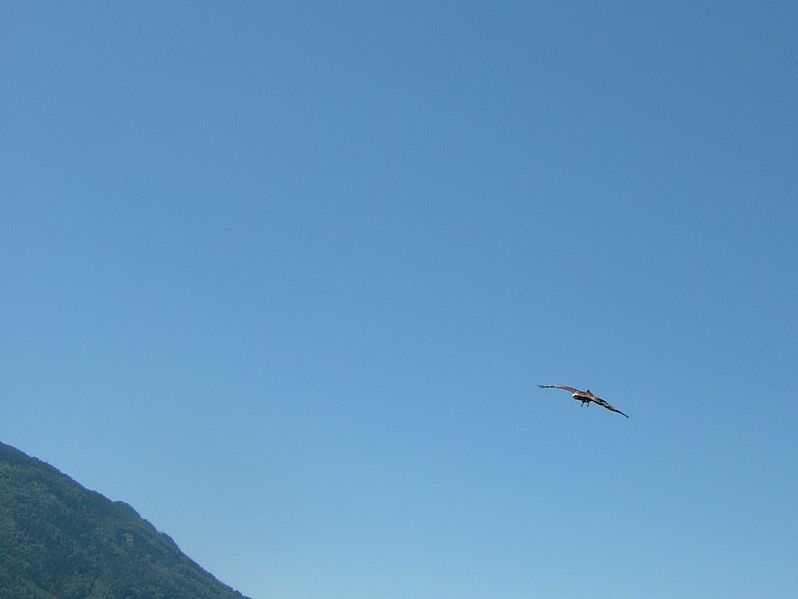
[0,440,250,599]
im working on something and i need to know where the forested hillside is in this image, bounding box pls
[0,441,249,599]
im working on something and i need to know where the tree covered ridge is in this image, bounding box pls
[0,441,250,599]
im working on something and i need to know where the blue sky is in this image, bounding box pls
[2,2,797,597]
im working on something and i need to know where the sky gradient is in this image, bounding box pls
[3,2,797,597]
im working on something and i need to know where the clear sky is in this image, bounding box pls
[3,2,797,597]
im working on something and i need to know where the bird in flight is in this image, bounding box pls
[538,384,629,418]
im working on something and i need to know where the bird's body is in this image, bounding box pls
[538,384,629,418]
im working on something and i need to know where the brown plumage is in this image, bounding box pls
[538,384,629,418]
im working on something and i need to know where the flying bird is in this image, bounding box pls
[538,384,629,418]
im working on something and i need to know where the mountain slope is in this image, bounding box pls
[0,441,250,599]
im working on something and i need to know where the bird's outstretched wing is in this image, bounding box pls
[590,396,630,418]
[538,384,582,394]
[539,384,630,417]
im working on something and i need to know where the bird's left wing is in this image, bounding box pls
[591,396,630,418]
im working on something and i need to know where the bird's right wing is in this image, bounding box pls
[538,384,581,394]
